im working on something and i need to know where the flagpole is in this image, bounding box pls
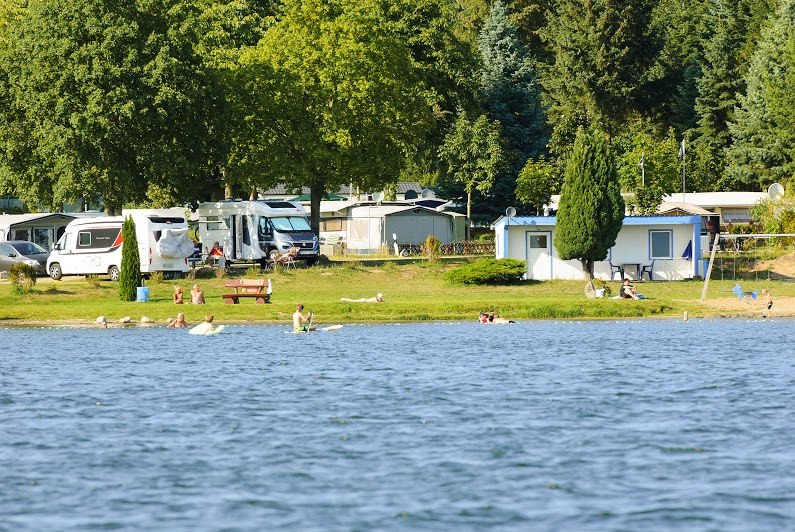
[680,139,686,203]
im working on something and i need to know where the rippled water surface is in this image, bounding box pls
[2,319,794,530]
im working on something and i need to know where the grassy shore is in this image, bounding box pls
[0,259,791,326]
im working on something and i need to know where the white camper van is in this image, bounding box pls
[197,200,319,267]
[47,209,194,280]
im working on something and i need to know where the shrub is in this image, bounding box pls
[591,278,612,297]
[147,271,164,284]
[421,235,441,261]
[446,258,526,285]
[85,275,101,288]
[9,263,37,294]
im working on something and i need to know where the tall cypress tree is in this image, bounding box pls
[554,128,624,279]
[119,216,141,301]
[727,0,795,190]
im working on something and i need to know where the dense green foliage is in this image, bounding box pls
[0,0,791,225]
[554,128,624,277]
[445,257,526,284]
[119,216,141,301]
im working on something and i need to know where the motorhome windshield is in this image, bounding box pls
[270,217,311,232]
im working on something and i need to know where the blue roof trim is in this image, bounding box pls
[495,215,700,228]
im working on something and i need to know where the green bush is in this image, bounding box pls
[421,234,441,261]
[9,263,37,294]
[446,258,526,285]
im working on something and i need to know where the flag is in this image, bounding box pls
[678,139,685,159]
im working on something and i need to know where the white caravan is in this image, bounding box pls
[47,209,194,280]
[196,200,319,267]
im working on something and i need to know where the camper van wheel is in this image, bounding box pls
[108,265,120,282]
[268,248,279,261]
[49,263,63,281]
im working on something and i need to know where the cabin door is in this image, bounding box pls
[526,232,552,280]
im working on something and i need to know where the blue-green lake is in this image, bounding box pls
[2,319,793,530]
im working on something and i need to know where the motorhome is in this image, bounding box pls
[196,200,319,267]
[46,209,194,280]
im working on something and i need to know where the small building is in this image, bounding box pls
[0,213,77,250]
[318,201,465,254]
[493,215,702,281]
[662,192,768,226]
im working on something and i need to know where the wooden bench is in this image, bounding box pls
[222,279,270,304]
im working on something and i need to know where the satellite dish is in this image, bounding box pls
[506,207,516,218]
[404,190,418,200]
[768,182,785,200]
[372,191,384,203]
[421,188,434,199]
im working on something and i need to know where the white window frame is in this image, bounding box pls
[649,230,673,259]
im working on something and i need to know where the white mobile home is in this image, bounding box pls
[317,201,465,254]
[493,215,702,281]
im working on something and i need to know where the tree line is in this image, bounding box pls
[0,0,792,235]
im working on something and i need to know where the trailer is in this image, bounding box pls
[196,200,319,267]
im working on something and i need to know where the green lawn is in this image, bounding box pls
[1,260,790,326]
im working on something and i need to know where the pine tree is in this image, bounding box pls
[727,0,795,190]
[554,128,625,279]
[119,216,141,301]
[476,0,546,219]
[540,0,661,152]
[694,0,773,190]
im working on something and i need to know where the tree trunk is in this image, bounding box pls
[581,258,595,280]
[309,181,324,237]
[224,184,233,200]
[249,187,257,201]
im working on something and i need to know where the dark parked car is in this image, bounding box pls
[0,240,50,276]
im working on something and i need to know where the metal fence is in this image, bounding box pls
[705,233,795,281]
[396,240,495,257]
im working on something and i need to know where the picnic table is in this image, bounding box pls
[221,279,271,304]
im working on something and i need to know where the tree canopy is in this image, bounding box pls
[0,0,220,213]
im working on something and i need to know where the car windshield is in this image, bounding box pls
[270,217,311,232]
[11,242,47,255]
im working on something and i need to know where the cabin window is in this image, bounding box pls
[78,231,92,247]
[321,219,343,232]
[649,230,673,259]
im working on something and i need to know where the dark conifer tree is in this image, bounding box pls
[119,216,141,302]
[554,128,624,279]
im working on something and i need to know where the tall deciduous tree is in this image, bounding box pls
[540,0,662,153]
[477,0,547,220]
[119,216,141,301]
[0,0,220,213]
[727,0,795,190]
[194,0,277,200]
[515,157,560,214]
[438,112,505,239]
[554,128,624,278]
[613,125,681,214]
[238,0,434,236]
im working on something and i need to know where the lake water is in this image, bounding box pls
[1,319,794,531]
